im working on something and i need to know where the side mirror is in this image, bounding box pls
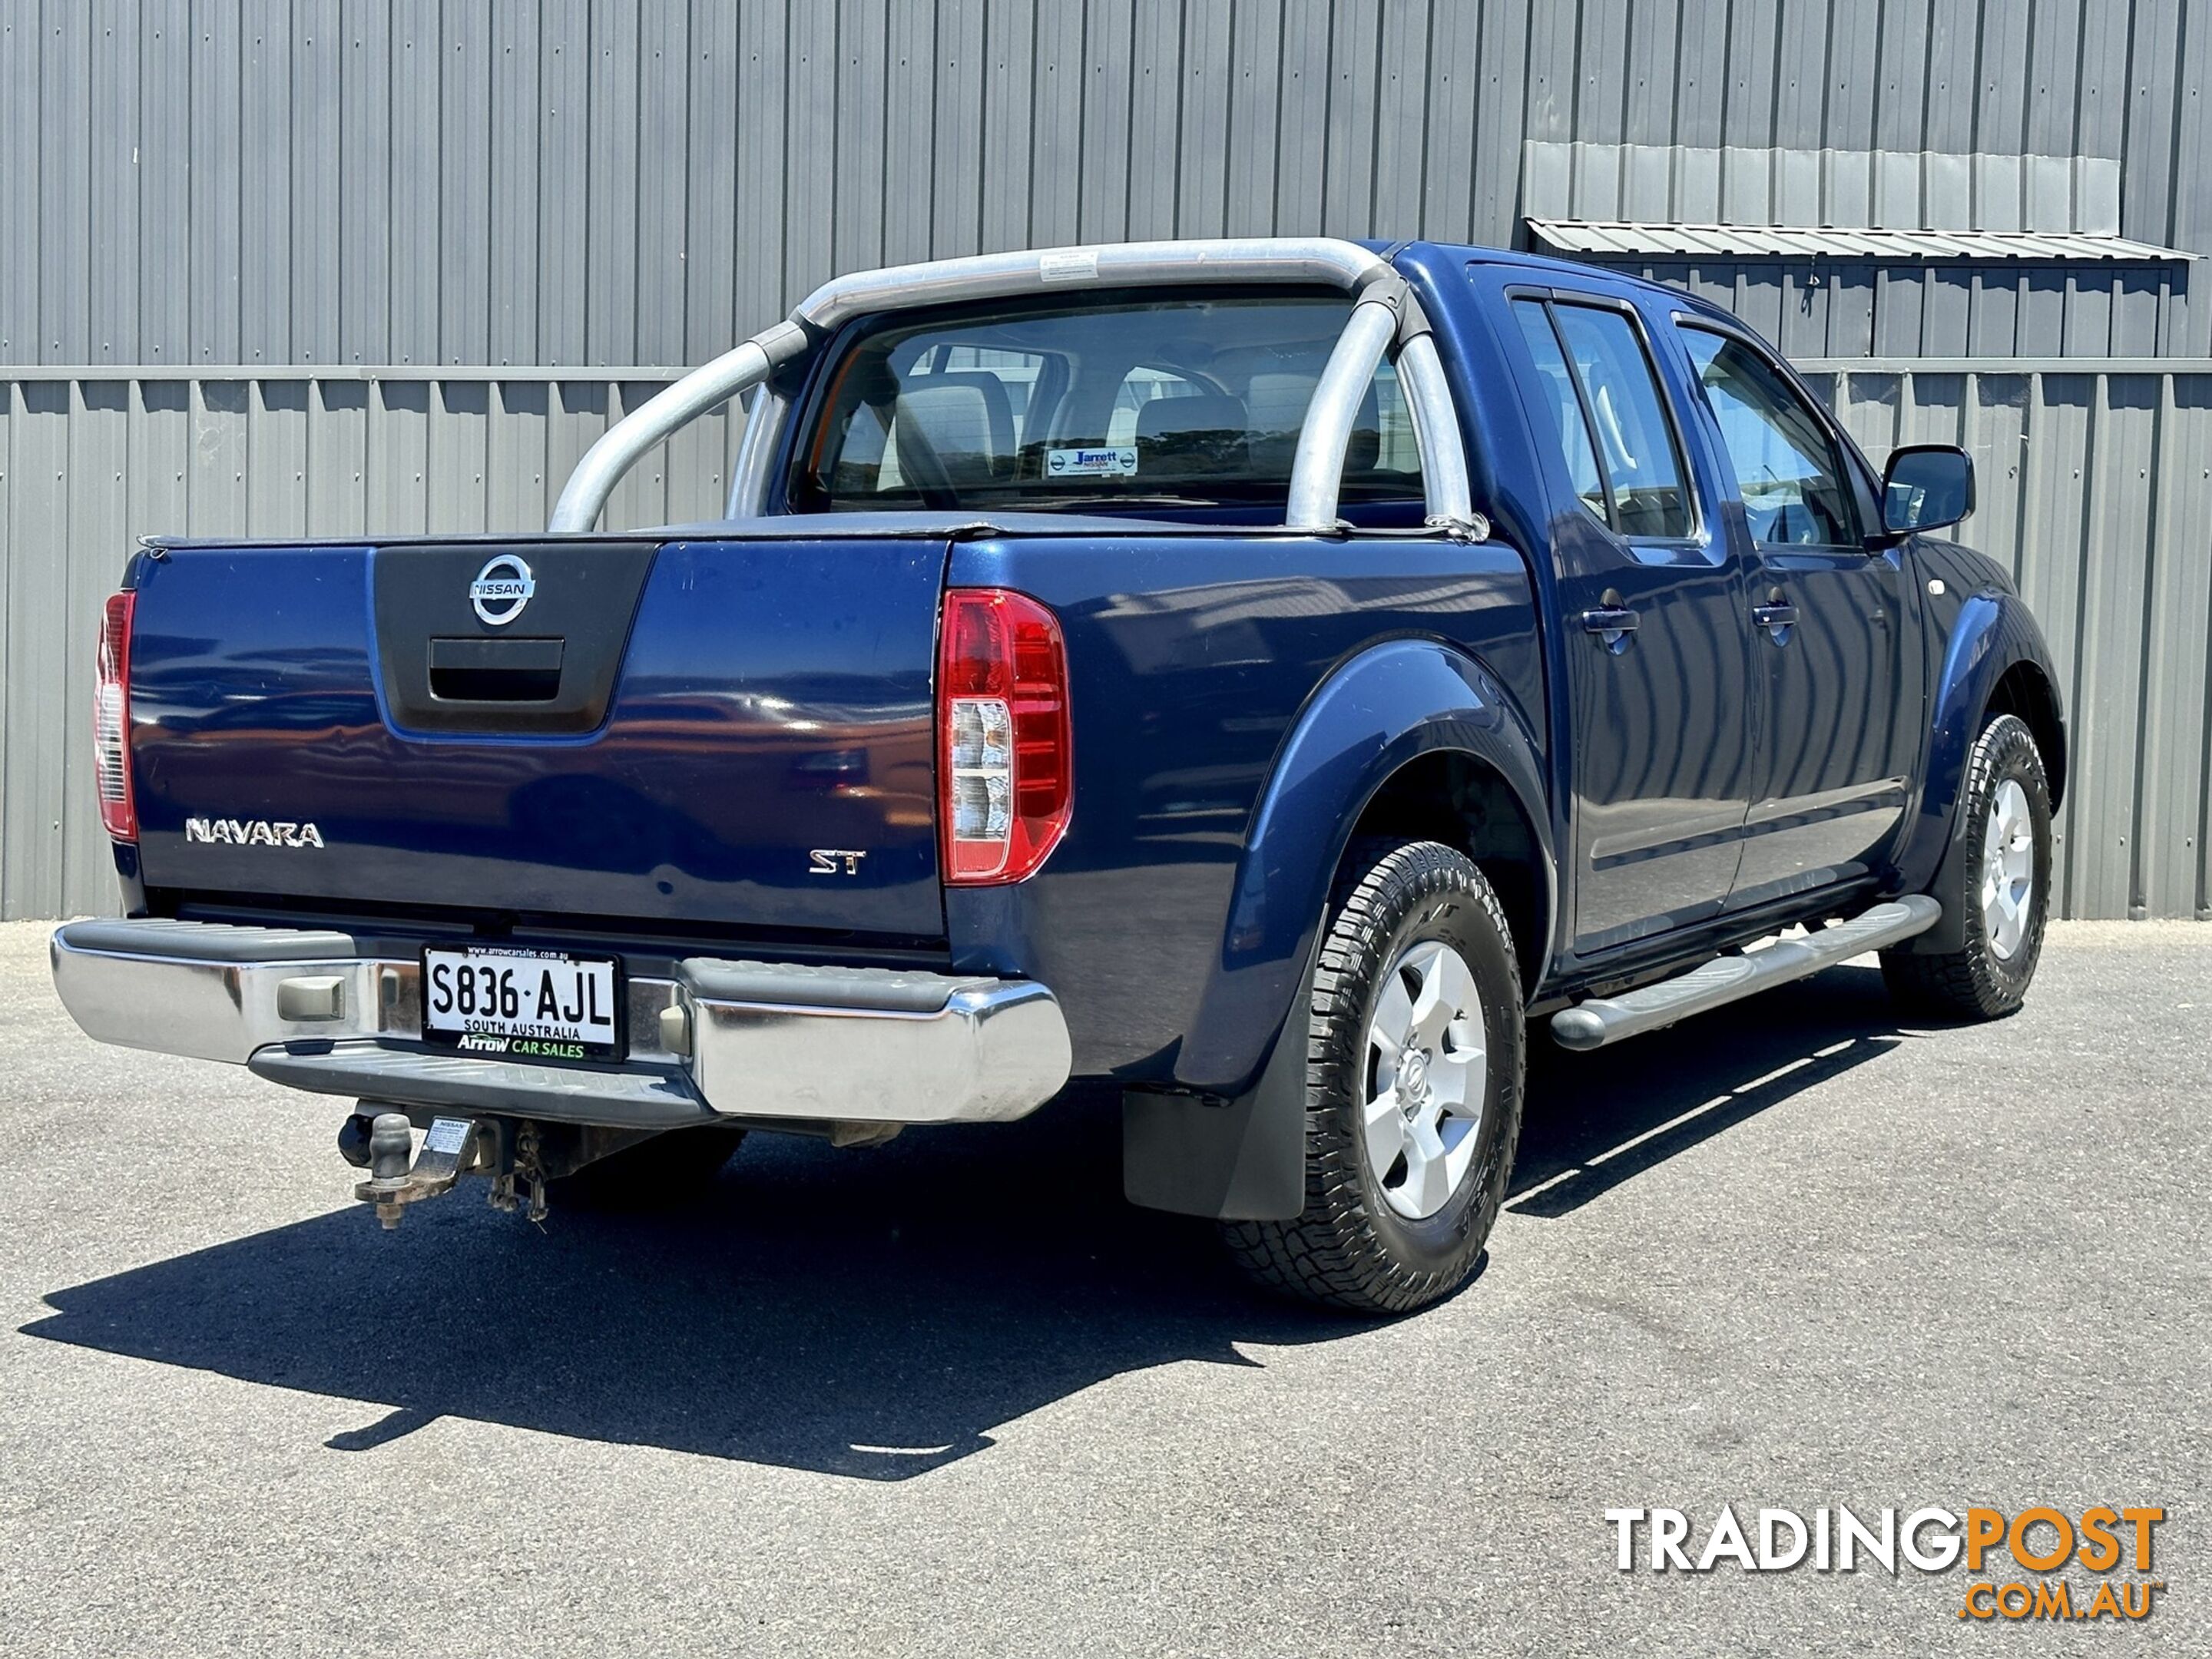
[1881,444,1975,535]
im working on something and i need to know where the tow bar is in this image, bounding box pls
[337,1111,641,1228]
[348,1112,485,1230]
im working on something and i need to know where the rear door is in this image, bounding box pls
[127,534,949,939]
[1670,323,1919,909]
[1505,290,1757,955]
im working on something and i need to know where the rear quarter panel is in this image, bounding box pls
[943,532,1545,1086]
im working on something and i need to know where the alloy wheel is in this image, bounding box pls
[1362,939,1488,1220]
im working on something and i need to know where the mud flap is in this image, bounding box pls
[1902,798,1975,955]
[1121,947,1316,1222]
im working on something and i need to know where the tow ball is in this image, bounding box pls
[338,1110,563,1227]
[344,1111,484,1230]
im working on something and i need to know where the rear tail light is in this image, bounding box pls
[94,591,137,840]
[939,588,1071,884]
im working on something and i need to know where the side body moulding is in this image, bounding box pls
[1124,637,1554,1222]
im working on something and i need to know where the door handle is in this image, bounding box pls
[1580,605,1639,636]
[1751,588,1797,641]
[1583,588,1637,652]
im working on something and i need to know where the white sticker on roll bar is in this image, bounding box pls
[1038,250,1100,283]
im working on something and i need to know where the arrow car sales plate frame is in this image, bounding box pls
[420,943,624,1061]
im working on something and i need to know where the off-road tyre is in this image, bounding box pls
[1224,839,1525,1314]
[1880,712,2052,1020]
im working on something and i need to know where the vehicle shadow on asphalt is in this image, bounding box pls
[1511,962,1919,1216]
[21,964,1924,1480]
[19,1082,1334,1482]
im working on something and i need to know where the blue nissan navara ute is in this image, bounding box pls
[54,238,2065,1312]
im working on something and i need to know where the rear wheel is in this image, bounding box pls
[1224,839,1525,1314]
[1881,712,2052,1020]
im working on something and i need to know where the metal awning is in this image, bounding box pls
[1525,218,2196,263]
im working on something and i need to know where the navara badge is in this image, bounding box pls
[470,554,535,627]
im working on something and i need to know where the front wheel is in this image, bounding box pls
[1224,839,1525,1314]
[1881,712,2053,1019]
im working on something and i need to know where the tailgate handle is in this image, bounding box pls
[428,636,565,702]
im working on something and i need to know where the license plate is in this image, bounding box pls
[421,945,622,1061]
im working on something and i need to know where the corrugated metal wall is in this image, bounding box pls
[1,1,2207,922]
[1520,141,2136,234]
[1816,361,2212,922]
[3,0,2207,370]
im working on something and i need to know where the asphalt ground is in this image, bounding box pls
[0,919,2204,1657]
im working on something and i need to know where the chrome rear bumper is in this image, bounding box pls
[50,919,1071,1130]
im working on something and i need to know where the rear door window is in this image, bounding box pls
[1548,304,1696,538]
[1512,300,1608,523]
[1512,299,1695,539]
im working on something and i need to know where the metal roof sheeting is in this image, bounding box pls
[1527,219,2195,263]
[1518,141,2131,237]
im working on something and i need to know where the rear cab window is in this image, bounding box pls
[786,289,1423,516]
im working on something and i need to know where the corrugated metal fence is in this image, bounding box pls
[1813,359,2212,922]
[4,361,2206,922]
[0,369,738,919]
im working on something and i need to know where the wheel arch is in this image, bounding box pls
[1985,657,2066,810]
[1174,636,1552,1099]
[1331,748,1553,997]
[1124,637,1552,1224]
[1892,586,2067,944]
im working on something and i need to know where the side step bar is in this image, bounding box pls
[1549,896,1941,1051]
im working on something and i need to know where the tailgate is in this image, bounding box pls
[127,537,949,939]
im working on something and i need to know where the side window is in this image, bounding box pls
[1512,300,1608,523]
[1512,299,1694,538]
[1677,326,1859,548]
[1548,305,1695,538]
